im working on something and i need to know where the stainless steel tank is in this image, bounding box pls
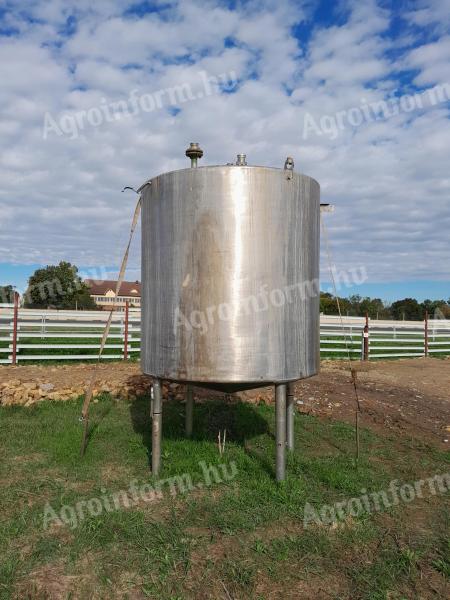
[141,155,320,392]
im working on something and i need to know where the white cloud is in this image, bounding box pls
[405,0,450,31]
[0,0,449,290]
[405,36,450,85]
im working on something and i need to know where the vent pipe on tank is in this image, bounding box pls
[185,142,203,168]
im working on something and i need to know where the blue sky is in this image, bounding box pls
[0,0,449,302]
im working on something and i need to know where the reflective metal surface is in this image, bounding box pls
[141,165,320,390]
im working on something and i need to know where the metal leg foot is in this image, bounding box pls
[287,382,295,451]
[152,379,162,476]
[275,383,287,481]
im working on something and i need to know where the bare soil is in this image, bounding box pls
[293,357,450,448]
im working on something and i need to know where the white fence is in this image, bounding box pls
[0,309,449,364]
[0,308,139,364]
[320,319,450,359]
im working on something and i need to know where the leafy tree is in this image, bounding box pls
[0,285,15,303]
[24,262,97,310]
[422,299,450,319]
[320,292,339,315]
[321,292,361,316]
[320,292,390,318]
[439,303,450,318]
[359,297,390,319]
[390,297,424,321]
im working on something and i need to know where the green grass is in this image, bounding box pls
[0,395,449,599]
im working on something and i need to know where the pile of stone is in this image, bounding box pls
[0,375,184,407]
[0,361,278,408]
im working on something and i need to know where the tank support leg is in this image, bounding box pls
[185,384,193,437]
[287,382,295,451]
[275,383,287,481]
[152,379,162,476]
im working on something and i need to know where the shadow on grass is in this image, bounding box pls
[83,400,113,449]
[129,394,271,471]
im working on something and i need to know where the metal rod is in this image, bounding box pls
[12,292,19,365]
[286,382,295,451]
[275,383,287,481]
[152,379,162,476]
[185,384,193,437]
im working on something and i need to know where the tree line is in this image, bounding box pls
[320,293,450,321]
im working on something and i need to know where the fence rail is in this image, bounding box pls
[0,307,449,364]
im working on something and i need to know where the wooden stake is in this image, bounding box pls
[11,292,19,365]
[351,368,361,466]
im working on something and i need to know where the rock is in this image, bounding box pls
[23,382,37,390]
[40,383,55,392]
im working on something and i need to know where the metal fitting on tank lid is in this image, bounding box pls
[185,142,203,168]
[284,157,294,170]
[236,154,247,166]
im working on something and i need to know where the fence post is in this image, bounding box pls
[424,310,428,358]
[363,312,369,361]
[11,292,19,365]
[124,301,129,360]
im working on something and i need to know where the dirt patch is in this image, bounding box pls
[15,560,80,599]
[100,463,134,484]
[294,358,450,449]
[10,452,47,464]
[253,572,350,600]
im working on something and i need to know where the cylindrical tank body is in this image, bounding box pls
[141,165,320,390]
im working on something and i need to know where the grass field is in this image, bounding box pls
[1,394,449,599]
